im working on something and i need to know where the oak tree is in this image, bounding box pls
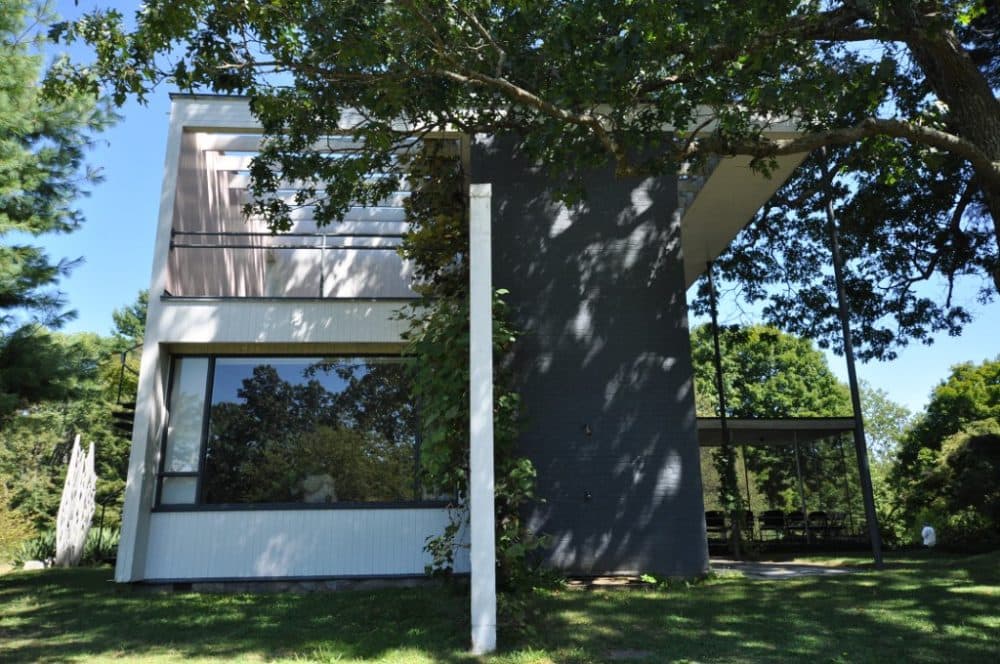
[49,1,1000,355]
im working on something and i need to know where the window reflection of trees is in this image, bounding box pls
[202,359,418,504]
[166,389,205,472]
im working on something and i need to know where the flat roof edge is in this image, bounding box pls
[170,92,252,101]
[696,417,856,447]
[697,417,856,428]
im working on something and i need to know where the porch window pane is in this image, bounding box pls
[201,357,418,504]
[160,476,198,505]
[163,357,209,472]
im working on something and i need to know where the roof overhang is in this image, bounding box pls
[680,135,808,288]
[697,417,855,447]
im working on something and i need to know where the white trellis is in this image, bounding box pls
[55,435,98,567]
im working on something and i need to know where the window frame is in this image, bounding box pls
[153,353,447,512]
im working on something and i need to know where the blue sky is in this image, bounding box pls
[42,0,999,416]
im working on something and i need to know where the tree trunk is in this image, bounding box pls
[983,190,1000,293]
[902,18,1000,291]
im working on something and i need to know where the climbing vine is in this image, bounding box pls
[397,140,546,591]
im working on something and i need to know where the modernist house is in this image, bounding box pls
[115,95,805,589]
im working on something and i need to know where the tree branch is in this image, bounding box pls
[454,4,506,78]
[690,118,1000,187]
[431,68,628,173]
[786,4,907,43]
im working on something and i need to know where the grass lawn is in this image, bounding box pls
[0,551,997,663]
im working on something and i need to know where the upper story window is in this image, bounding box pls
[157,355,429,509]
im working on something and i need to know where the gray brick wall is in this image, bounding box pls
[472,137,709,577]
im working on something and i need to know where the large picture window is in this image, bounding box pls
[157,356,426,508]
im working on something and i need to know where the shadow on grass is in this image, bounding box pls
[1,552,997,663]
[0,568,474,663]
[504,551,1000,663]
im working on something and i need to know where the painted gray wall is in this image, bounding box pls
[472,137,709,577]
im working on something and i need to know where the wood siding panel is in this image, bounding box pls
[168,131,416,299]
[323,250,415,298]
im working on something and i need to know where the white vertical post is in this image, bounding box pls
[468,183,497,655]
[116,98,187,582]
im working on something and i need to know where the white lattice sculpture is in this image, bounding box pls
[55,435,97,567]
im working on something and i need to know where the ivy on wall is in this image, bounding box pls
[397,140,546,591]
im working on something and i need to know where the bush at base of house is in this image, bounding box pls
[13,526,119,567]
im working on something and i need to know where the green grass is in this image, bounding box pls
[1,551,997,663]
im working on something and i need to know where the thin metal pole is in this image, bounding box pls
[837,434,857,534]
[792,433,811,545]
[170,243,400,250]
[706,261,742,558]
[740,442,754,540]
[95,502,107,556]
[820,147,884,567]
[171,230,406,237]
[116,352,127,404]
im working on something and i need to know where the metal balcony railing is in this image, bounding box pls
[166,228,415,300]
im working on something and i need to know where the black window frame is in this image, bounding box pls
[153,353,448,512]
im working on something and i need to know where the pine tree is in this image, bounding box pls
[0,0,111,422]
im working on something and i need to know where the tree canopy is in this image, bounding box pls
[0,330,133,530]
[1,0,110,420]
[859,381,913,463]
[691,324,852,419]
[890,357,1000,545]
[110,289,147,349]
[894,356,1000,473]
[1,291,149,539]
[691,324,856,511]
[691,325,916,543]
[48,1,1000,358]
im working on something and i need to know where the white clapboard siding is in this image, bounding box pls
[173,236,403,248]
[241,219,409,237]
[154,299,412,345]
[245,191,410,209]
[168,245,413,298]
[323,248,415,298]
[200,134,420,154]
[218,159,410,187]
[227,173,410,191]
[144,509,470,580]
[289,220,409,235]
[279,206,409,223]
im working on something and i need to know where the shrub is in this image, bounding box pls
[83,526,119,564]
[0,484,35,563]
[936,508,1000,552]
[13,526,119,567]
[13,530,55,566]
[939,421,1000,527]
[900,418,1000,551]
[915,506,1000,553]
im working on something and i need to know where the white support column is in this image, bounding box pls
[115,98,187,582]
[468,183,497,655]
